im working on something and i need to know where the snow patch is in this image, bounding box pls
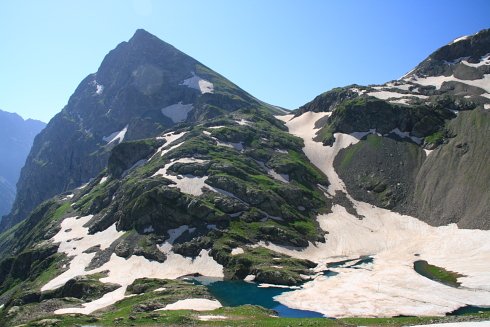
[92,80,104,95]
[350,129,378,140]
[350,87,367,95]
[156,298,221,311]
[461,53,490,68]
[103,125,128,144]
[198,315,228,321]
[258,283,300,289]
[390,83,412,91]
[76,182,89,190]
[153,287,167,292]
[389,128,423,144]
[49,220,223,315]
[277,111,355,196]
[62,194,74,201]
[161,102,193,123]
[450,35,470,44]
[42,215,125,291]
[96,84,104,95]
[180,72,214,94]
[152,132,187,159]
[367,90,427,100]
[152,158,210,196]
[236,119,251,126]
[99,176,108,185]
[244,274,255,282]
[231,247,244,255]
[409,74,490,93]
[216,140,244,151]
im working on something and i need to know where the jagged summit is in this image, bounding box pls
[127,28,172,48]
[96,28,192,86]
[130,28,158,41]
[1,30,276,230]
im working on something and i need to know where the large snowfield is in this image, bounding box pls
[273,112,490,318]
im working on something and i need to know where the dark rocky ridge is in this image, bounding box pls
[1,29,277,231]
[408,29,490,78]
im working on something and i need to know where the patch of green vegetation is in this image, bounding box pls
[24,304,490,327]
[214,236,315,285]
[339,145,360,169]
[74,181,109,214]
[315,124,335,145]
[28,253,66,290]
[366,134,382,149]
[290,219,317,238]
[425,130,444,145]
[50,202,71,221]
[414,260,464,288]
[283,150,328,184]
[126,278,169,295]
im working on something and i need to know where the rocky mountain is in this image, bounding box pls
[0,29,283,231]
[0,29,489,326]
[0,110,45,218]
[303,28,490,229]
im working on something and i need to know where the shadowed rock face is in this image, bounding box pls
[408,29,490,78]
[1,29,268,231]
[413,109,490,229]
[334,110,490,229]
[306,29,490,229]
[0,110,45,218]
[334,135,425,215]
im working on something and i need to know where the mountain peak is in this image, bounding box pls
[127,28,176,53]
[129,28,159,44]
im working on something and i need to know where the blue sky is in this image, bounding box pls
[1,0,489,122]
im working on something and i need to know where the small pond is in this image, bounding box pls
[191,276,324,318]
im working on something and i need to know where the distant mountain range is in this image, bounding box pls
[0,110,45,218]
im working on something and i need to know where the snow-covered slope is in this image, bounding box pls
[271,112,490,318]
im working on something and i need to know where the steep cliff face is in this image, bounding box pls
[304,29,490,229]
[2,29,277,230]
[413,109,490,229]
[0,110,45,218]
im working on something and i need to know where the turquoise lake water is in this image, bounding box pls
[191,277,324,318]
